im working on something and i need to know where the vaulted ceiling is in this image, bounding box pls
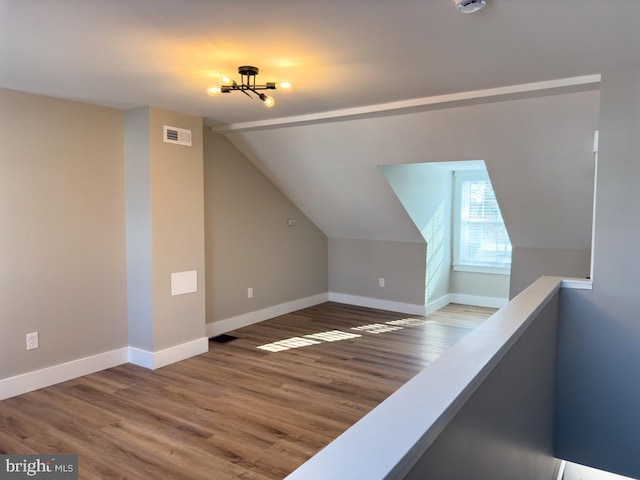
[0,1,635,245]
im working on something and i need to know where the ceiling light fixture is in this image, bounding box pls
[207,66,290,107]
[454,0,486,13]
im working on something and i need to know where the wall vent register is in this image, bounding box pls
[163,125,192,146]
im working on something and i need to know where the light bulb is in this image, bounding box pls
[221,76,232,85]
[207,87,221,96]
[279,81,292,90]
[263,95,275,107]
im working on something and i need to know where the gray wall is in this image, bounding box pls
[0,88,127,379]
[510,247,591,298]
[404,294,560,480]
[381,162,511,304]
[380,163,452,304]
[450,271,510,299]
[125,108,153,351]
[229,90,599,301]
[328,238,426,306]
[203,131,328,324]
[555,69,640,479]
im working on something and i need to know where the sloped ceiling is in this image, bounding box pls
[225,88,600,246]
[0,1,632,247]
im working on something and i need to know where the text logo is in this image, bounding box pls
[0,455,77,479]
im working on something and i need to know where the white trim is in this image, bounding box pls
[561,278,593,290]
[127,337,209,370]
[0,348,128,401]
[127,346,154,369]
[590,131,599,283]
[452,264,511,275]
[426,294,451,315]
[328,293,427,316]
[214,75,601,133]
[206,293,329,337]
[328,292,507,316]
[449,293,508,309]
[556,460,567,480]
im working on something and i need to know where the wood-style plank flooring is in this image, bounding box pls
[0,302,496,479]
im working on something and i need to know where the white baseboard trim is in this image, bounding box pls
[0,347,128,401]
[328,293,427,316]
[0,291,507,401]
[128,337,209,370]
[448,293,508,309]
[206,293,330,337]
[426,295,451,315]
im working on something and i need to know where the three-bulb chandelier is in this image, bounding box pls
[207,66,291,107]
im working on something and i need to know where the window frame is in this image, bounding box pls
[452,170,512,275]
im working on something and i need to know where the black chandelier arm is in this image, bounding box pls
[221,84,276,93]
[240,88,254,99]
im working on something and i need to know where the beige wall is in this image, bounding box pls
[125,107,206,351]
[149,108,206,350]
[328,238,426,306]
[203,131,328,323]
[0,88,127,379]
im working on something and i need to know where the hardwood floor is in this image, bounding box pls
[0,302,495,479]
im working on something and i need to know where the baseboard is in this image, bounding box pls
[448,293,508,309]
[328,293,427,316]
[206,293,330,337]
[0,347,128,401]
[128,337,209,370]
[426,295,451,315]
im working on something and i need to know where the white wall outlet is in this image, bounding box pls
[26,332,39,350]
[379,277,385,288]
[248,287,254,298]
[287,218,296,226]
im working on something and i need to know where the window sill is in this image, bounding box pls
[453,264,511,275]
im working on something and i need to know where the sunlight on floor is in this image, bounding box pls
[351,323,403,334]
[257,318,437,353]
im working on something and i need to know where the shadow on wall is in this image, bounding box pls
[424,202,446,301]
[379,162,454,306]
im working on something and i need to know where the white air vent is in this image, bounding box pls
[163,125,192,146]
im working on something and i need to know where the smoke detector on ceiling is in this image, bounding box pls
[455,0,486,13]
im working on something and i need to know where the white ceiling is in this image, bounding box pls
[0,1,630,247]
[2,0,639,126]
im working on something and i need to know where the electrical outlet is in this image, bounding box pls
[248,287,254,298]
[26,332,39,351]
[379,277,385,288]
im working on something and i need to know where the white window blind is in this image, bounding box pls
[454,171,511,272]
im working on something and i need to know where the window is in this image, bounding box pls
[453,171,511,274]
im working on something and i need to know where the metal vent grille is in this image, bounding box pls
[163,125,192,146]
